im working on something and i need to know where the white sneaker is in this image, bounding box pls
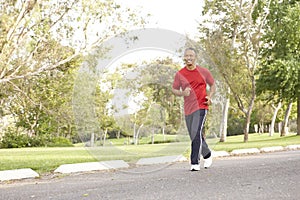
[203,156,212,169]
[190,164,200,171]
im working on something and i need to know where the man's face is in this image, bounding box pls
[184,50,196,66]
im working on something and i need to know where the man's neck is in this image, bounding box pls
[186,64,196,70]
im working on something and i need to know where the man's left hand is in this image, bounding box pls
[204,96,212,105]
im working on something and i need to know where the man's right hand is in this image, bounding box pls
[182,88,191,96]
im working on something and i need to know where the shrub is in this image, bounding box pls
[0,129,30,148]
[147,139,180,144]
[0,129,73,148]
[165,125,178,135]
[47,137,73,147]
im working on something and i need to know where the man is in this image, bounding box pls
[172,47,216,171]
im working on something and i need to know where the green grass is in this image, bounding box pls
[103,134,189,145]
[0,147,96,174]
[212,133,300,152]
[0,133,299,174]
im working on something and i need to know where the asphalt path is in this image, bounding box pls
[1,150,299,200]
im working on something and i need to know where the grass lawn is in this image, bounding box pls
[0,133,299,174]
[212,132,300,152]
[0,147,96,174]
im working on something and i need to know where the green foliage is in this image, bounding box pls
[257,1,300,104]
[147,139,180,144]
[0,0,145,84]
[256,59,299,101]
[0,130,30,148]
[73,70,119,141]
[6,66,78,138]
[0,128,73,148]
[116,58,183,132]
[47,137,73,147]
[227,114,246,136]
[165,124,178,135]
[262,0,300,59]
[199,0,272,141]
[0,0,147,146]
[251,101,273,123]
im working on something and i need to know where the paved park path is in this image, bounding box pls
[1,150,299,200]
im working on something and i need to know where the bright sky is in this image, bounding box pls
[110,0,205,65]
[116,0,204,38]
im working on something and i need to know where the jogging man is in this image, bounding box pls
[172,47,216,171]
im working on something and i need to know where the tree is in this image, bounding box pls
[144,103,165,144]
[94,78,119,146]
[0,0,145,84]
[199,0,271,142]
[0,0,146,143]
[112,58,183,144]
[138,59,183,132]
[257,1,300,135]
[251,99,273,134]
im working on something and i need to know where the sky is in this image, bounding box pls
[110,0,205,65]
[116,0,204,38]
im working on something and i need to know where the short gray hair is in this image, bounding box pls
[184,47,197,56]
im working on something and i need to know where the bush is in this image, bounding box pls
[0,129,73,148]
[165,125,178,135]
[147,139,180,144]
[47,137,73,147]
[227,116,245,136]
[28,134,49,147]
[0,131,30,148]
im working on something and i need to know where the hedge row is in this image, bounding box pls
[0,131,73,148]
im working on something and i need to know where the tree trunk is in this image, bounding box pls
[220,96,230,142]
[244,96,255,142]
[151,129,155,144]
[102,128,107,146]
[278,122,282,135]
[133,122,137,144]
[243,119,250,142]
[254,124,258,133]
[68,124,72,138]
[259,121,264,134]
[269,102,282,136]
[90,132,94,147]
[160,108,166,142]
[134,124,143,145]
[281,102,292,136]
[117,130,120,139]
[162,126,165,141]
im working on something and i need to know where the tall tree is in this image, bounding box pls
[257,0,300,135]
[199,0,271,142]
[8,66,78,138]
[0,0,145,84]
[0,0,146,141]
[113,58,183,144]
